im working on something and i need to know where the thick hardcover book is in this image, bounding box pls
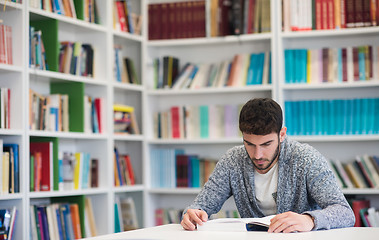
[197,215,275,232]
[30,142,53,191]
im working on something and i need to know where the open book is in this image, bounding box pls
[197,215,275,232]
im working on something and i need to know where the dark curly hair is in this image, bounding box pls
[239,98,283,135]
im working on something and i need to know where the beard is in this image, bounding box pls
[246,141,280,172]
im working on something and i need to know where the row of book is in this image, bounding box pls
[148,0,206,40]
[113,148,135,187]
[29,26,48,70]
[0,206,17,240]
[0,141,19,194]
[30,197,97,240]
[29,89,69,132]
[0,23,13,65]
[283,0,379,32]
[84,96,105,134]
[29,0,100,24]
[114,196,138,232]
[350,199,379,227]
[210,0,271,36]
[30,138,99,192]
[0,88,10,129]
[113,0,142,35]
[284,98,379,136]
[58,41,95,77]
[329,155,379,189]
[150,148,217,189]
[284,45,379,84]
[155,208,239,226]
[154,104,241,140]
[113,104,140,135]
[153,52,271,90]
[114,46,140,84]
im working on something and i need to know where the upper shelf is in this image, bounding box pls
[281,26,379,39]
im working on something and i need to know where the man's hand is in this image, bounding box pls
[268,211,315,233]
[181,209,208,231]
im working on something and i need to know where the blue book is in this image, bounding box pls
[190,156,200,188]
[321,100,329,135]
[354,98,362,134]
[346,99,354,135]
[301,49,308,83]
[358,47,366,81]
[55,207,65,240]
[315,100,323,135]
[257,53,265,84]
[60,204,74,240]
[335,99,343,135]
[3,143,19,193]
[268,52,272,84]
[310,100,317,135]
[375,98,379,134]
[284,101,293,135]
[361,98,369,134]
[53,0,63,14]
[367,98,375,134]
[199,105,209,139]
[246,53,255,85]
[328,99,335,135]
[292,101,299,135]
[126,0,134,34]
[298,101,306,135]
[284,50,291,83]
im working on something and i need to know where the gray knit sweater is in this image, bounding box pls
[186,136,355,230]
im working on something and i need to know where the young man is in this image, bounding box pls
[181,98,355,233]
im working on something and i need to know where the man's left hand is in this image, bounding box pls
[268,211,315,233]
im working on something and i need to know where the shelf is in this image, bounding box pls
[147,85,273,96]
[281,26,379,39]
[148,188,201,194]
[147,33,272,47]
[0,193,23,200]
[0,0,23,9]
[292,135,379,142]
[113,184,145,193]
[0,64,23,73]
[342,189,379,195]
[112,30,144,42]
[29,68,107,86]
[0,129,23,136]
[29,7,107,33]
[29,130,108,140]
[28,188,109,198]
[282,81,379,90]
[113,134,144,142]
[112,82,145,92]
[148,138,242,145]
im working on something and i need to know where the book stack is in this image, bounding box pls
[29,89,69,132]
[329,155,379,189]
[58,41,94,77]
[29,26,48,70]
[209,0,271,36]
[0,206,17,240]
[154,104,242,140]
[283,0,379,32]
[0,140,20,194]
[114,196,138,232]
[150,149,217,189]
[285,98,379,136]
[113,148,135,187]
[113,0,142,35]
[114,45,140,84]
[153,52,271,89]
[29,0,77,18]
[0,22,13,65]
[0,87,11,129]
[284,45,379,84]
[148,0,206,40]
[30,196,97,239]
[113,104,140,135]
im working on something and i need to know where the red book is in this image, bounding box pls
[327,0,335,29]
[90,158,99,188]
[161,3,169,39]
[368,46,373,79]
[94,98,102,133]
[34,152,42,192]
[155,208,164,226]
[30,142,53,191]
[116,1,127,32]
[321,0,328,30]
[342,48,348,82]
[340,0,346,28]
[170,106,181,138]
[5,25,12,65]
[316,0,323,30]
[176,154,189,187]
[124,155,135,185]
[352,47,359,81]
[345,0,355,27]
[168,2,176,39]
[362,0,372,26]
[247,0,255,34]
[355,0,364,27]
[0,25,5,64]
[352,199,370,227]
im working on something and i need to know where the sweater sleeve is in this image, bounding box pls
[184,155,233,217]
[303,148,355,230]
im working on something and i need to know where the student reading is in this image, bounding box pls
[181,98,355,233]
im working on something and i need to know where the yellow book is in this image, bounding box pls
[2,152,9,194]
[167,56,173,87]
[73,152,82,190]
[307,50,312,84]
[113,104,134,113]
[114,153,120,186]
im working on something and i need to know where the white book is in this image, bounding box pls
[346,47,354,83]
[197,215,275,232]
[262,52,270,85]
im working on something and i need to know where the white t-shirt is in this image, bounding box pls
[254,162,278,216]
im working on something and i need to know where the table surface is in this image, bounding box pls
[83,224,379,240]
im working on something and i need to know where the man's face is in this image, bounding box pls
[243,128,286,174]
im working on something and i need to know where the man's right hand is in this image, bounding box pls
[181,209,208,231]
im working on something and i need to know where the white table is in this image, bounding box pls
[83,224,379,240]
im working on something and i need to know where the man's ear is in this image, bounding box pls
[279,127,287,142]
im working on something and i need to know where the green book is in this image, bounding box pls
[50,82,85,132]
[73,0,84,21]
[30,155,34,191]
[199,105,209,139]
[30,19,59,72]
[52,195,86,237]
[30,137,59,191]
